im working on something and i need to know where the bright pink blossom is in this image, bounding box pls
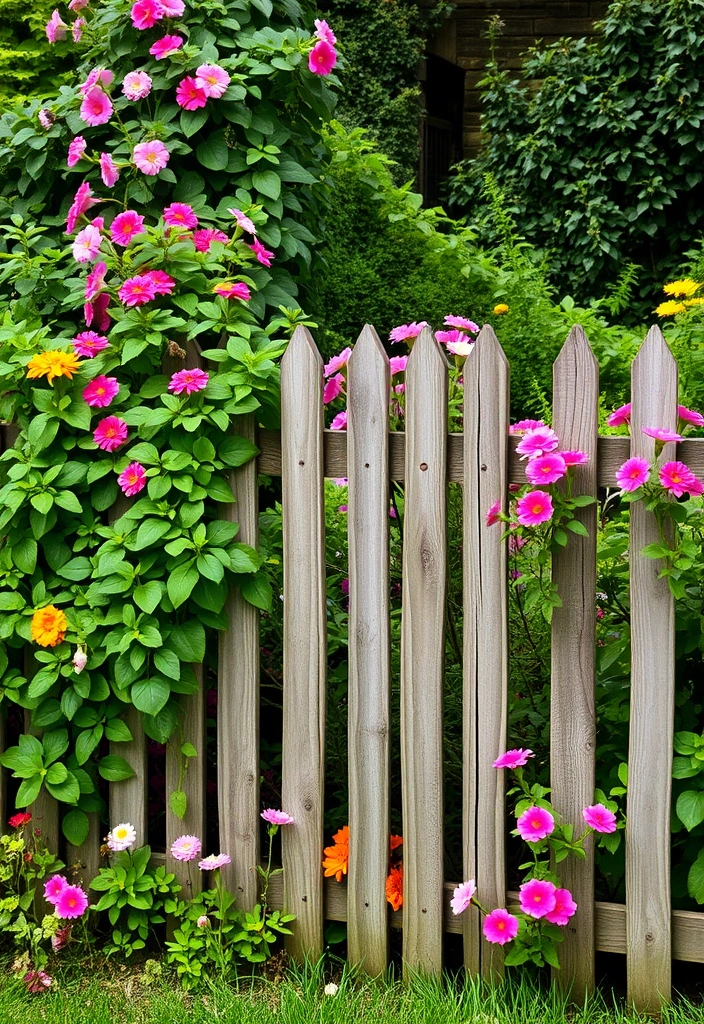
[390,355,408,375]
[85,292,111,332]
[163,202,198,229]
[324,348,352,377]
[44,874,68,905]
[66,182,100,234]
[168,368,209,395]
[389,321,428,344]
[516,806,555,842]
[122,71,152,101]
[133,140,170,175]
[118,462,147,497]
[79,68,114,94]
[110,210,145,247]
[80,88,113,127]
[483,908,519,944]
[93,416,128,452]
[118,275,157,306]
[150,34,183,58]
[678,404,704,427]
[55,884,89,919]
[69,0,88,9]
[615,457,650,492]
[261,809,295,826]
[228,208,257,235]
[144,270,175,295]
[519,878,557,918]
[46,10,68,42]
[486,500,501,527]
[314,18,337,44]
[248,238,275,266]
[72,224,102,263]
[435,328,463,345]
[193,228,228,252]
[83,375,119,408]
[583,803,617,833]
[85,262,107,302]
[493,748,534,769]
[545,888,577,926]
[688,477,704,496]
[515,426,559,459]
[525,453,567,486]
[450,880,476,915]
[394,383,405,395]
[170,835,202,862]
[72,331,109,358]
[176,76,208,110]
[641,426,683,444]
[67,136,86,167]
[195,64,230,98]
[131,0,164,30]
[331,410,347,431]
[515,490,554,527]
[510,419,546,435]
[98,152,120,188]
[309,39,337,75]
[444,315,479,332]
[198,853,231,870]
[159,0,185,13]
[607,402,631,427]
[560,450,589,466]
[72,18,85,41]
[659,461,698,498]
[213,282,251,300]
[324,373,345,405]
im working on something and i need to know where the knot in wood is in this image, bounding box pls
[298,460,305,466]
[419,462,428,472]
[304,799,313,812]
[645,932,654,943]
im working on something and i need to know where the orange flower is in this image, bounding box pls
[30,605,67,647]
[322,825,349,883]
[26,351,82,383]
[386,863,403,911]
[390,834,403,852]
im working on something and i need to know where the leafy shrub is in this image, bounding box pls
[0,0,82,109]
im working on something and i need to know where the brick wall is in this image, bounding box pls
[427,1,610,157]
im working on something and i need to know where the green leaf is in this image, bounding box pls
[181,742,197,758]
[46,772,80,804]
[154,648,180,680]
[12,537,37,574]
[565,519,589,537]
[99,755,136,782]
[57,556,92,581]
[134,581,162,614]
[167,563,199,608]
[75,726,103,765]
[16,775,43,807]
[169,789,187,820]
[676,790,704,831]
[54,490,83,514]
[239,570,272,611]
[134,519,172,549]
[31,492,53,515]
[688,849,704,904]
[197,131,229,171]
[230,543,261,573]
[132,677,171,717]
[641,542,671,560]
[63,808,90,847]
[218,436,259,467]
[180,107,209,137]
[0,591,26,610]
[105,719,133,743]
[206,476,235,502]
[167,620,205,662]
[43,728,69,764]
[252,169,281,200]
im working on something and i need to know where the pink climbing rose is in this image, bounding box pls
[85,262,107,302]
[516,806,555,843]
[46,10,68,42]
[330,410,347,431]
[110,210,145,246]
[485,500,501,527]
[228,208,257,235]
[67,136,86,167]
[450,880,476,915]
[324,373,345,405]
[168,369,209,395]
[176,76,208,110]
[99,153,120,187]
[641,426,683,444]
[195,64,230,98]
[678,404,704,427]
[389,355,408,375]
[83,376,119,408]
[515,490,554,527]
[163,203,198,229]
[314,18,337,44]
[133,140,170,175]
[525,453,567,486]
[324,347,352,377]
[560,450,589,466]
[150,34,183,58]
[122,71,152,101]
[545,888,578,926]
[80,88,113,127]
[131,0,164,30]
[72,224,102,263]
[309,39,337,76]
[606,402,632,427]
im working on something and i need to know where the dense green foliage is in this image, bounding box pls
[0,0,82,109]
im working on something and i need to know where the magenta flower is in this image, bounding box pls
[390,355,408,375]
[67,136,86,167]
[228,207,257,235]
[122,71,152,101]
[164,202,198,229]
[340,578,350,594]
[44,874,68,905]
[314,18,337,44]
[309,38,337,75]
[73,18,85,41]
[93,416,128,452]
[83,376,119,408]
[446,338,474,357]
[389,321,428,344]
[80,87,113,127]
[168,368,209,395]
[486,500,501,527]
[525,453,567,486]
[678,404,704,427]
[99,152,120,188]
[118,275,158,306]
[444,314,479,332]
[394,383,405,396]
[248,238,275,267]
[324,373,345,405]
[72,331,109,358]
[509,419,545,436]
[69,0,88,9]
[615,457,650,492]
[324,348,352,377]
[46,9,68,42]
[450,879,476,915]
[198,853,232,870]
[519,878,557,918]
[79,68,114,94]
[642,426,683,444]
[85,292,111,332]
[143,270,175,295]
[606,402,631,427]
[133,140,170,175]
[688,477,704,496]
[150,34,184,58]
[516,806,555,842]
[260,809,295,826]
[545,888,577,926]
[195,64,231,98]
[583,803,617,833]
[56,884,89,919]
[118,462,147,497]
[493,748,534,770]
[515,425,559,459]
[160,0,185,13]
[483,908,519,944]
[131,0,164,29]
[560,450,589,466]
[515,490,554,527]
[330,410,347,431]
[170,835,202,862]
[66,182,101,234]
[176,76,208,110]
[24,970,53,994]
[193,228,229,252]
[72,224,102,263]
[213,282,251,300]
[435,328,464,345]
[659,460,698,497]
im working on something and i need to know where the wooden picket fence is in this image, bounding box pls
[3,322,704,1011]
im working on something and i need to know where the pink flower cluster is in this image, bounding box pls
[436,315,479,357]
[176,64,231,110]
[131,0,185,31]
[43,874,89,919]
[615,455,703,496]
[309,21,338,76]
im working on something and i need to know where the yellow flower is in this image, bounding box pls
[493,303,509,315]
[663,278,700,298]
[30,606,67,647]
[26,351,82,383]
[684,297,704,306]
[655,300,686,317]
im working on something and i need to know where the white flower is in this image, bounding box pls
[72,648,87,674]
[107,822,136,851]
[324,983,339,996]
[197,915,210,928]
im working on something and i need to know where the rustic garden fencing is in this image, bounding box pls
[2,322,704,1012]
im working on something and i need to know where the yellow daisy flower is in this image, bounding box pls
[493,303,509,315]
[655,300,686,317]
[26,351,82,383]
[663,279,700,298]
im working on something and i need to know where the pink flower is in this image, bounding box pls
[122,71,152,101]
[66,182,100,234]
[228,208,257,235]
[688,477,704,496]
[83,376,119,408]
[150,34,183,58]
[197,915,210,927]
[118,275,157,306]
[450,880,476,915]
[163,202,198,229]
[56,884,89,919]
[516,806,555,842]
[435,328,464,345]
[659,460,698,498]
[389,355,408,375]
[176,76,208,110]
[72,18,85,41]
[493,748,534,769]
[545,888,577,926]
[444,315,479,332]
[516,490,553,527]
[170,835,202,862]
[93,416,128,452]
[85,261,107,302]
[389,321,428,344]
[79,68,114,94]
[99,153,120,187]
[560,450,589,466]
[340,578,350,594]
[168,368,209,395]
[44,874,68,905]
[606,402,631,427]
[195,64,230,98]
[324,348,352,377]
[159,0,185,13]
[324,373,345,405]
[67,136,86,167]
[80,88,113,127]
[110,210,145,247]
[678,404,704,427]
[24,970,53,994]
[72,649,87,674]
[213,282,251,300]
[641,426,683,444]
[446,338,475,357]
[483,908,519,945]
[133,140,170,175]
[144,270,175,295]
[85,292,111,332]
[72,224,102,263]
[198,853,231,870]
[515,426,559,459]
[72,331,109,358]
[193,228,229,252]
[330,410,347,431]
[309,39,337,75]
[394,383,405,395]
[46,10,68,42]
[314,18,337,44]
[260,809,295,826]
[248,238,275,267]
[519,878,557,918]
[118,462,148,497]
[525,453,567,486]
[69,0,88,9]
[51,923,72,950]
[615,457,650,492]
[131,0,164,30]
[583,803,617,833]
[486,500,501,527]
[510,419,546,436]
[338,504,348,513]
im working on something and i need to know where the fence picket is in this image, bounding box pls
[401,326,447,975]
[462,325,509,979]
[280,326,326,960]
[627,325,677,1010]
[66,813,102,888]
[347,326,391,976]
[166,673,206,897]
[550,326,599,999]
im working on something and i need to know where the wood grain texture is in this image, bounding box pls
[627,325,677,1011]
[23,703,59,859]
[550,326,599,1000]
[400,327,447,975]
[66,813,102,888]
[462,325,509,979]
[218,414,261,909]
[166,670,206,897]
[280,326,326,961]
[346,327,391,976]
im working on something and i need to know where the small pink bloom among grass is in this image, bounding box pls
[198,853,232,871]
[641,426,683,444]
[450,879,476,915]
[195,64,231,98]
[309,39,337,75]
[117,462,147,497]
[168,368,209,395]
[493,748,534,770]
[615,457,650,492]
[133,140,170,175]
[55,884,89,919]
[150,34,184,58]
[248,238,275,266]
[213,281,251,300]
[93,416,128,452]
[560,450,589,466]
[515,490,553,527]
[83,375,119,408]
[583,803,617,833]
[515,426,559,459]
[607,402,631,427]
[67,136,86,167]
[678,404,704,427]
[118,275,157,306]
[170,835,202,862]
[324,373,345,405]
[24,970,52,994]
[80,88,113,127]
[483,908,519,944]
[486,500,501,527]
[110,210,145,246]
[389,321,428,344]
[163,202,198,229]
[228,208,257,235]
[516,805,555,842]
[44,874,68,905]
[518,878,557,918]
[260,809,295,826]
[193,228,229,252]
[122,71,152,101]
[525,453,567,486]
[545,887,578,926]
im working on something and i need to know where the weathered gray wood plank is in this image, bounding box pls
[166,672,206,898]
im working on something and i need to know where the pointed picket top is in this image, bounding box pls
[471,322,509,369]
[554,323,598,376]
[349,323,388,369]
[631,324,678,461]
[407,323,450,373]
[282,324,324,374]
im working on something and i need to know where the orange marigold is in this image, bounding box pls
[386,863,403,911]
[30,605,68,647]
[390,834,403,852]
[26,351,82,383]
[322,825,349,882]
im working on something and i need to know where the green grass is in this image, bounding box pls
[0,962,703,1024]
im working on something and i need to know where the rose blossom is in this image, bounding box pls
[131,0,164,30]
[150,34,183,58]
[493,748,534,769]
[56,885,89,919]
[641,426,683,444]
[516,805,555,842]
[168,368,209,395]
[260,809,295,826]
[483,908,519,944]
[545,888,578,926]
[99,153,120,187]
[560,450,589,466]
[133,140,170,175]
[450,880,476,915]
[118,462,147,497]
[195,64,230,98]
[85,262,107,302]
[324,348,352,377]
[389,355,408,375]
[110,210,145,246]
[67,136,86,167]
[525,452,567,486]
[122,71,152,101]
[309,39,337,76]
[518,878,557,918]
[444,314,479,332]
[118,275,157,306]
[144,270,175,295]
[8,812,32,828]
[93,416,128,452]
[163,202,198,229]
[79,68,114,94]
[314,18,336,44]
[72,331,109,358]
[66,182,101,234]
[160,0,185,13]
[389,321,428,344]
[678,404,704,427]
[607,402,631,427]
[170,835,202,862]
[583,803,617,833]
[330,410,347,430]
[176,76,208,110]
[659,460,699,498]
[44,874,68,905]
[615,457,650,492]
[80,88,113,128]
[46,10,68,42]
[515,490,554,527]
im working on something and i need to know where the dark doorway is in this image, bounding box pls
[418,53,466,207]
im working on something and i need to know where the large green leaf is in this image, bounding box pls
[689,849,704,904]
[132,677,171,717]
[676,790,704,831]
[99,754,136,782]
[167,620,205,662]
[167,562,199,608]
[252,169,281,200]
[62,809,90,847]
[197,131,229,171]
